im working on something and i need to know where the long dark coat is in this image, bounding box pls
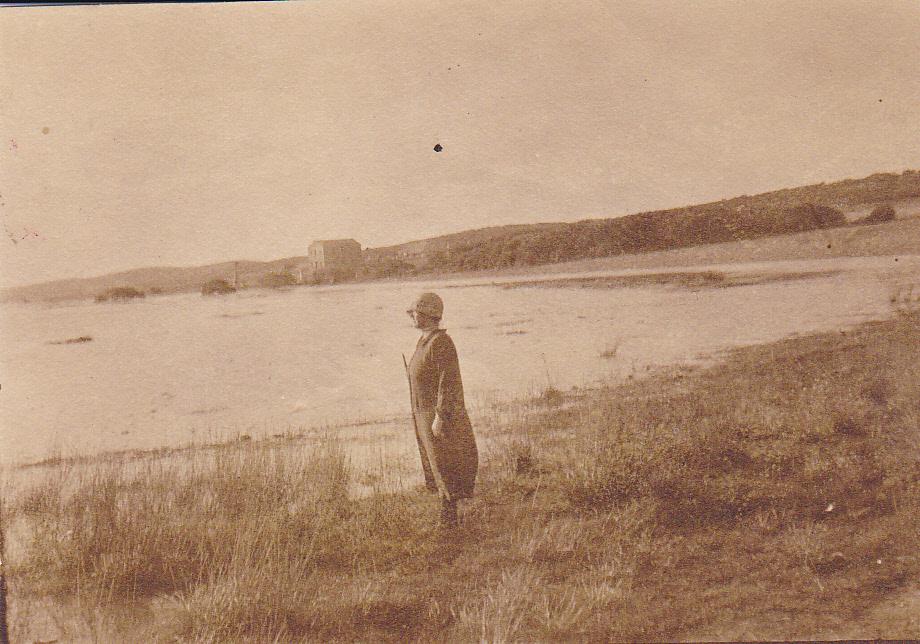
[407,329,478,501]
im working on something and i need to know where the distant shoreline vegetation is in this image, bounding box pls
[862,203,897,224]
[94,286,145,303]
[258,271,298,289]
[48,335,93,345]
[200,279,237,296]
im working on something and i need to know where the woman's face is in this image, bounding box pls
[410,310,438,329]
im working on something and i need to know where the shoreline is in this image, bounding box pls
[4,308,919,641]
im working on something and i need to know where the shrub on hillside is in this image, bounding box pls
[94,286,146,303]
[779,203,846,232]
[201,279,236,296]
[861,203,896,224]
[259,271,298,288]
[367,258,416,279]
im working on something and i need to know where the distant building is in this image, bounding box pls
[308,239,364,281]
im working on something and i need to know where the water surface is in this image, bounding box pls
[2,255,916,465]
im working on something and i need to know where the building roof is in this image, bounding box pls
[309,239,361,247]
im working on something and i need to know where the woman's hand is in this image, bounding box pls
[432,413,444,438]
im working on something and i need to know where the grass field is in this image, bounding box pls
[3,306,919,641]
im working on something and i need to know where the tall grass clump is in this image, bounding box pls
[563,311,920,530]
[10,439,455,641]
[13,444,360,637]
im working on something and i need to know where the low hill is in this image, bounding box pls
[0,256,318,304]
[366,170,920,275]
[3,170,919,302]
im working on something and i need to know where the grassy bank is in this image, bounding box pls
[421,216,920,284]
[4,310,920,641]
[489,268,841,291]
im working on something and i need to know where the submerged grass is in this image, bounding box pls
[494,268,842,291]
[5,310,920,641]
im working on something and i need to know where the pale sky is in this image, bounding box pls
[1,0,919,286]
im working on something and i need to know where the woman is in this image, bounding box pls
[405,292,478,528]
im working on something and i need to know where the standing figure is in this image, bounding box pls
[405,292,478,528]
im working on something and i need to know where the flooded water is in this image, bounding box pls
[2,255,917,465]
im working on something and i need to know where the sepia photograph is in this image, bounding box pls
[1,0,919,640]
